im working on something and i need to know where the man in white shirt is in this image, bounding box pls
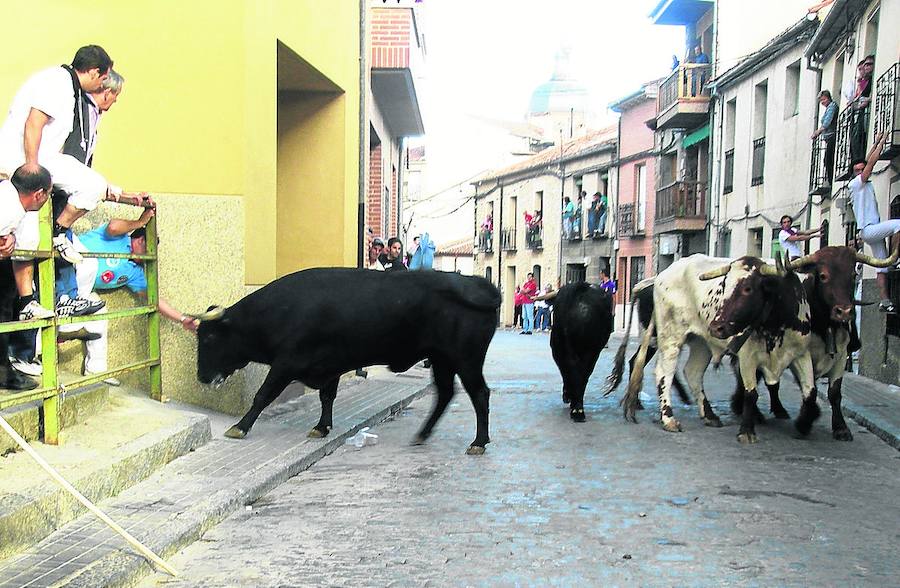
[778,215,822,258]
[851,132,900,313]
[0,46,130,272]
[0,165,52,390]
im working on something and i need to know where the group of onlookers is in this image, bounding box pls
[0,45,195,392]
[512,268,617,334]
[562,191,608,240]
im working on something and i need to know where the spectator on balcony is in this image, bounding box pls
[481,213,493,244]
[597,192,608,237]
[670,55,680,71]
[529,210,543,246]
[687,43,709,65]
[851,132,900,313]
[848,56,875,163]
[572,192,585,238]
[778,215,823,258]
[587,193,600,236]
[812,90,838,184]
[561,196,574,239]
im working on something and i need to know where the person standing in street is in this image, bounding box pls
[375,237,407,272]
[520,273,537,335]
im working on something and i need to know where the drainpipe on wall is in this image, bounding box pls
[805,55,825,237]
[497,183,504,323]
[356,0,368,379]
[357,0,367,270]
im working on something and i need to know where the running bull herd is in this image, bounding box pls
[189,244,898,455]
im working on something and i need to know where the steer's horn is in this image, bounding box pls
[699,264,731,280]
[774,251,786,276]
[758,261,781,276]
[788,253,817,270]
[193,306,226,321]
[856,241,900,268]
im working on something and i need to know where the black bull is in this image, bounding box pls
[547,283,615,421]
[195,268,501,455]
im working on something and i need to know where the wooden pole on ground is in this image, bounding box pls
[0,415,178,576]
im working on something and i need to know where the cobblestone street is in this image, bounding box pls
[141,330,900,587]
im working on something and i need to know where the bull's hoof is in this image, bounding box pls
[624,407,638,424]
[737,432,758,444]
[833,428,853,441]
[635,399,645,411]
[562,389,570,404]
[773,409,790,420]
[465,445,486,456]
[224,426,247,439]
[410,434,427,446]
[570,408,586,423]
[661,419,683,433]
[307,427,330,439]
[704,416,723,428]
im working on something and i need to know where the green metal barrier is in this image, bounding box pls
[0,201,161,445]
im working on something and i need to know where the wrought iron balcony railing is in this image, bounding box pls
[477,230,493,253]
[874,62,900,160]
[500,227,516,251]
[618,203,635,237]
[834,105,869,181]
[751,137,766,186]
[525,224,543,249]
[723,149,734,194]
[656,180,706,221]
[809,136,833,195]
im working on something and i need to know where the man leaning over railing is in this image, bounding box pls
[54,204,197,385]
[0,165,52,390]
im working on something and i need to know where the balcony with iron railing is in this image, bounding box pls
[655,180,707,234]
[525,224,543,249]
[809,135,833,196]
[477,230,494,254]
[751,137,765,186]
[618,203,635,238]
[874,62,900,161]
[834,105,869,182]
[500,227,516,251]
[656,64,711,131]
[723,149,734,194]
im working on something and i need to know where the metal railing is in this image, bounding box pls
[658,64,712,113]
[751,137,766,186]
[835,105,869,181]
[874,62,899,160]
[477,230,493,253]
[723,149,734,194]
[618,203,635,237]
[656,180,706,221]
[809,136,833,195]
[0,200,161,445]
[524,224,543,249]
[499,227,516,251]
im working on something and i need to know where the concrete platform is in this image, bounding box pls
[0,388,211,563]
[0,366,432,588]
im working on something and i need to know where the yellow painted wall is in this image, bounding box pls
[0,0,361,285]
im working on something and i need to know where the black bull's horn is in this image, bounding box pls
[190,306,225,321]
[532,290,558,301]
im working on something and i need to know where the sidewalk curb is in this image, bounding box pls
[64,381,433,588]
[842,400,900,450]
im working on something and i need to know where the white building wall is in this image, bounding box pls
[710,44,824,259]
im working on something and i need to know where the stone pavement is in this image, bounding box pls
[0,366,432,588]
[0,333,897,588]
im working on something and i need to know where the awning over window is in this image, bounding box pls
[682,124,710,148]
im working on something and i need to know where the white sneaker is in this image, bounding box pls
[53,234,83,264]
[11,358,42,376]
[19,300,55,321]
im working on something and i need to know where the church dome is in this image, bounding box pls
[527,47,590,115]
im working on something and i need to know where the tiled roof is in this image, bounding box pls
[474,125,617,184]
[435,237,473,256]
